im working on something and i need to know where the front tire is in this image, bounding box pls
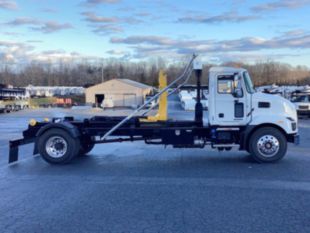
[249,127,287,163]
[37,129,79,164]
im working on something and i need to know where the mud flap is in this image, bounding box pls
[9,141,19,163]
[9,138,35,163]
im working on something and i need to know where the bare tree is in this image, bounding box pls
[0,59,309,87]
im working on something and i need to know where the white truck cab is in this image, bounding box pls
[291,93,310,118]
[208,67,299,162]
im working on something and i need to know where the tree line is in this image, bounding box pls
[0,58,309,88]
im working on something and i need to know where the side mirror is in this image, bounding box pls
[233,74,243,98]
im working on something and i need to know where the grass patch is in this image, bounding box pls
[29,97,57,107]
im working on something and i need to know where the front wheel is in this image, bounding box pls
[37,129,79,164]
[249,127,287,163]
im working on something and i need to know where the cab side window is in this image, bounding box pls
[218,76,234,94]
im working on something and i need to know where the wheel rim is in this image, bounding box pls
[257,135,280,157]
[46,136,68,158]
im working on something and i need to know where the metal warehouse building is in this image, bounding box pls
[85,79,153,108]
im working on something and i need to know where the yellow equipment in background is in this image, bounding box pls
[141,70,168,122]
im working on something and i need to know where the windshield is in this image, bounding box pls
[291,95,309,103]
[243,72,255,94]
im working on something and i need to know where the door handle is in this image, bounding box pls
[219,113,224,118]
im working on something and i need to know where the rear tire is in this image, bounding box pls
[38,129,79,164]
[249,127,287,163]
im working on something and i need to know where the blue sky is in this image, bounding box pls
[0,0,310,66]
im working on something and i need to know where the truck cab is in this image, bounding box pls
[208,67,298,161]
[291,92,310,118]
[209,67,298,131]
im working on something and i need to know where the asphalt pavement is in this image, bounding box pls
[0,99,309,233]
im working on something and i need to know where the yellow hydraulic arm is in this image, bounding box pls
[141,70,168,122]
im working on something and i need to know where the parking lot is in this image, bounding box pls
[0,99,310,233]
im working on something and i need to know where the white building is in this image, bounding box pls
[25,85,85,97]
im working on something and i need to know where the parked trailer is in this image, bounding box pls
[0,100,29,113]
[9,56,299,164]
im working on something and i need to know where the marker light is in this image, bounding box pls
[29,119,37,127]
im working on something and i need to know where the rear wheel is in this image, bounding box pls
[38,129,79,164]
[249,127,287,163]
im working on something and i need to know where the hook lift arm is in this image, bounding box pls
[100,54,198,141]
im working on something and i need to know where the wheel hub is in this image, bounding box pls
[54,143,64,151]
[46,136,68,158]
[257,135,280,157]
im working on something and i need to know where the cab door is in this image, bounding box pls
[215,74,248,125]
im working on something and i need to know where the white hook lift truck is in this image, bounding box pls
[9,55,299,164]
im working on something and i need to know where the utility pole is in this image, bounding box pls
[101,60,104,83]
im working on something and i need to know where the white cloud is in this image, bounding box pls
[82,12,119,23]
[0,40,99,64]
[251,0,310,12]
[0,0,17,10]
[0,41,34,62]
[178,11,258,24]
[5,18,73,34]
[81,11,142,36]
[110,31,310,60]
[31,21,73,34]
[81,0,120,7]
[6,17,41,26]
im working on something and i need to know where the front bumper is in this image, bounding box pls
[287,134,300,145]
[297,110,310,116]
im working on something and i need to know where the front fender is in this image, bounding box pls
[250,115,295,134]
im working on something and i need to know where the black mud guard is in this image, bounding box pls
[239,125,255,151]
[9,122,80,164]
[35,122,81,139]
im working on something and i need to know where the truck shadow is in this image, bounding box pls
[5,150,299,183]
[64,151,278,174]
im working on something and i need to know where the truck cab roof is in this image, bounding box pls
[209,67,247,74]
